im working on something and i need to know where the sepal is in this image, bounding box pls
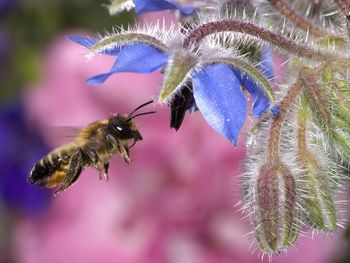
[159,50,196,102]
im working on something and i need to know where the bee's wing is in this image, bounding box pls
[54,148,85,195]
[28,143,77,189]
[47,126,82,143]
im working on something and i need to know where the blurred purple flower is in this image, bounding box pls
[0,0,17,15]
[0,102,51,215]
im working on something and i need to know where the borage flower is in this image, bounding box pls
[70,25,277,145]
[107,0,195,16]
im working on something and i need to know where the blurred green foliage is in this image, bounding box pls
[0,0,133,103]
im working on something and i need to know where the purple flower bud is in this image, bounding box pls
[250,160,300,253]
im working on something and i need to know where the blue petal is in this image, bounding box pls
[86,43,169,85]
[231,68,270,116]
[68,35,99,49]
[271,104,280,116]
[193,63,247,145]
[134,0,195,16]
[69,35,123,56]
[110,43,169,72]
[259,46,274,80]
[86,72,115,85]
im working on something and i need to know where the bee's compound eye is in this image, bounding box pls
[107,119,134,139]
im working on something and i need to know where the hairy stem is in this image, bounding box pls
[334,0,350,38]
[90,33,169,55]
[334,0,350,16]
[183,20,343,61]
[267,79,303,160]
[267,0,328,37]
[297,95,309,156]
[301,70,332,132]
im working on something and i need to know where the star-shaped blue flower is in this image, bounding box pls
[70,36,277,145]
[134,0,195,16]
[69,36,169,84]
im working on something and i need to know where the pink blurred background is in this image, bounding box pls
[1,4,349,263]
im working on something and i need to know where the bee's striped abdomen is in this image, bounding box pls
[28,144,75,189]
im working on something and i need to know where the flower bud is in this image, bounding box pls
[321,66,350,161]
[299,156,337,231]
[253,161,300,253]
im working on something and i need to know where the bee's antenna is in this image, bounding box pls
[128,100,154,118]
[128,111,156,121]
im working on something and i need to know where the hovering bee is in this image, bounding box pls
[28,100,155,195]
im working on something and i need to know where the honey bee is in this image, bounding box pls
[28,100,155,195]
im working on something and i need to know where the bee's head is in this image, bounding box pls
[107,100,155,143]
[107,115,142,141]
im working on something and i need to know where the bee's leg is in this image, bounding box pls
[104,162,110,181]
[54,148,84,196]
[95,162,104,180]
[86,149,98,164]
[85,149,104,180]
[95,161,109,181]
[107,135,132,164]
[120,144,132,164]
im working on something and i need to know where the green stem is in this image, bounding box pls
[90,33,169,55]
